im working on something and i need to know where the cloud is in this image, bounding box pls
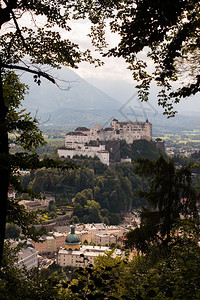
[60,18,135,83]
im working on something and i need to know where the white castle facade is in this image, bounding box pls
[58,119,152,165]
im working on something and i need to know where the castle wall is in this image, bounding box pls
[58,145,109,166]
[102,140,121,162]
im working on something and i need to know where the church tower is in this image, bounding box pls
[65,225,81,251]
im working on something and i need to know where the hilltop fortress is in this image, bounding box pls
[58,119,153,165]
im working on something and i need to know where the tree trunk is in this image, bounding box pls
[0,60,9,266]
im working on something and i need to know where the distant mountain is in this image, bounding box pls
[21,67,200,132]
[22,67,121,117]
[149,112,200,134]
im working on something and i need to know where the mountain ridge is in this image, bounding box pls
[21,66,200,132]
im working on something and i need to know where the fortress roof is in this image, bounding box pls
[66,131,86,136]
[75,127,90,131]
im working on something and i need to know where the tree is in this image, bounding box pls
[70,215,80,224]
[0,71,46,265]
[5,223,20,239]
[87,0,200,116]
[125,156,198,252]
[123,220,200,299]
[74,188,93,207]
[73,203,84,219]
[66,250,128,299]
[49,203,57,213]
[0,71,75,266]
[85,199,102,223]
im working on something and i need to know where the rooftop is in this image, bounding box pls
[18,246,38,262]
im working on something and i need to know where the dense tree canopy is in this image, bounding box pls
[125,156,199,252]
[108,0,200,116]
[20,161,147,225]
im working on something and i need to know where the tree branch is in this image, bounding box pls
[1,63,56,84]
[10,9,29,52]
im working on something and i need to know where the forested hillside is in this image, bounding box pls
[120,139,163,161]
[21,160,147,225]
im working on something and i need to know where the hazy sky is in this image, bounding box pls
[62,18,200,115]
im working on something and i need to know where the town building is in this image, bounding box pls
[53,232,66,248]
[18,193,55,213]
[75,230,93,244]
[75,228,118,246]
[32,232,66,254]
[40,193,55,206]
[31,223,133,255]
[93,233,117,246]
[32,236,56,254]
[18,200,48,212]
[58,119,152,165]
[74,223,130,246]
[32,237,49,253]
[57,225,123,268]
